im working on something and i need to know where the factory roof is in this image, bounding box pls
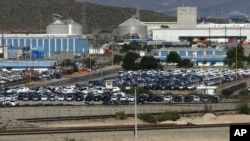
[119,17,146,27]
[0,61,56,68]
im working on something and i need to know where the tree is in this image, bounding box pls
[177,59,194,68]
[161,25,169,28]
[139,56,158,69]
[226,44,246,68]
[61,59,72,67]
[122,52,140,70]
[166,51,181,65]
[113,54,123,65]
[120,43,142,53]
[82,57,96,69]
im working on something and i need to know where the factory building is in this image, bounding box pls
[154,47,227,66]
[177,7,197,28]
[118,17,148,39]
[0,17,88,61]
[142,7,250,66]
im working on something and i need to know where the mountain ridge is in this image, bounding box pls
[0,0,175,34]
[76,0,250,17]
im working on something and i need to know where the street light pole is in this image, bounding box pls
[134,88,137,141]
[1,15,5,60]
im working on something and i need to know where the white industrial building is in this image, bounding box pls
[144,6,250,43]
[141,6,250,66]
[152,26,247,42]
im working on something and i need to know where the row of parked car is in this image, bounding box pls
[0,88,222,106]
[88,68,246,92]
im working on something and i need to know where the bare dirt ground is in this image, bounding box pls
[2,113,249,141]
[160,113,250,125]
[39,113,250,128]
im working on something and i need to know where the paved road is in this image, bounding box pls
[13,65,121,87]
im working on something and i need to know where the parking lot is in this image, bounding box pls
[2,67,249,107]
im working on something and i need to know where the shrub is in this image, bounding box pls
[64,137,75,141]
[157,111,180,122]
[239,89,248,96]
[138,113,157,123]
[115,111,127,120]
[221,89,233,99]
[238,102,250,114]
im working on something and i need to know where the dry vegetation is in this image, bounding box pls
[0,0,175,34]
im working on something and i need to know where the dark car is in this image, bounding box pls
[94,94,103,101]
[102,95,111,101]
[155,95,164,102]
[147,94,156,102]
[75,94,84,101]
[23,94,31,101]
[32,94,41,101]
[184,96,193,102]
[173,95,184,102]
[17,94,24,100]
[85,94,94,101]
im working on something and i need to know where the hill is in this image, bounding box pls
[0,0,175,34]
[76,0,250,17]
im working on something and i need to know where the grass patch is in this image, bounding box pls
[115,111,127,120]
[138,113,157,123]
[238,102,250,114]
[156,111,180,122]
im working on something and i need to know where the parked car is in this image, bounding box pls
[191,95,201,102]
[2,100,19,106]
[163,95,173,102]
[57,94,65,101]
[75,94,84,101]
[0,95,5,102]
[32,94,40,101]
[41,95,49,101]
[49,95,56,101]
[66,94,75,101]
[173,95,184,102]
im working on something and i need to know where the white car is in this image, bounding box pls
[112,87,120,92]
[111,96,118,101]
[16,87,32,93]
[4,95,15,101]
[2,100,19,106]
[9,100,19,106]
[0,95,5,102]
[128,96,135,102]
[6,88,17,93]
[62,87,76,94]
[41,95,48,101]
[163,95,173,102]
[120,96,128,101]
[57,95,65,101]
[192,95,201,102]
[0,80,7,84]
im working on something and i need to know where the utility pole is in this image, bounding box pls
[1,15,5,60]
[134,88,137,141]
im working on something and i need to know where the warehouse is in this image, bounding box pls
[0,18,88,60]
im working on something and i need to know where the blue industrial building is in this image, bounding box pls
[2,34,88,60]
[0,18,89,70]
[154,47,227,65]
[1,18,89,60]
